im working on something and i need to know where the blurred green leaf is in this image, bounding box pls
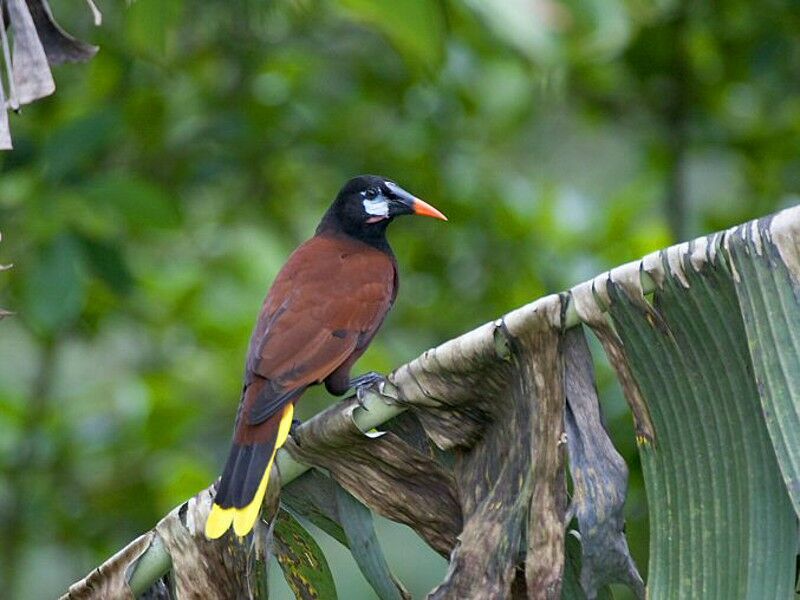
[463,0,562,65]
[81,174,180,231]
[42,109,121,181]
[21,233,86,335]
[336,0,445,70]
[465,0,631,65]
[77,236,133,296]
[125,0,184,60]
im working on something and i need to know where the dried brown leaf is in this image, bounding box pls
[6,0,55,105]
[570,280,655,443]
[285,400,462,557]
[563,326,644,599]
[25,0,98,64]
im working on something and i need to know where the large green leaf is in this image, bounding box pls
[283,469,409,600]
[332,482,409,600]
[602,238,797,598]
[725,216,800,517]
[273,508,338,600]
[282,470,348,547]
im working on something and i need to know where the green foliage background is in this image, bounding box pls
[0,0,798,598]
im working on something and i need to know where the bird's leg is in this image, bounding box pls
[350,371,388,407]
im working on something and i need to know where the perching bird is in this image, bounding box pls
[205,175,447,539]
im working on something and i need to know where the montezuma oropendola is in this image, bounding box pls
[205,175,447,539]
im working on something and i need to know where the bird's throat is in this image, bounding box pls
[316,212,392,253]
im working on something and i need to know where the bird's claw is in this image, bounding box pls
[350,371,386,388]
[351,371,387,409]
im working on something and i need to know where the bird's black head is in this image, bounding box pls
[317,175,446,247]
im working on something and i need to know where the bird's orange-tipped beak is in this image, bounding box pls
[411,198,448,221]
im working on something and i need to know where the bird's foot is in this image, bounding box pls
[350,371,385,389]
[350,371,388,408]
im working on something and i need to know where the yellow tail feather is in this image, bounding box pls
[205,403,294,539]
[205,505,234,539]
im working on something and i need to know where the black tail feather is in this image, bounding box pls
[214,441,274,509]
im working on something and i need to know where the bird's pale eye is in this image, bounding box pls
[363,188,378,200]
